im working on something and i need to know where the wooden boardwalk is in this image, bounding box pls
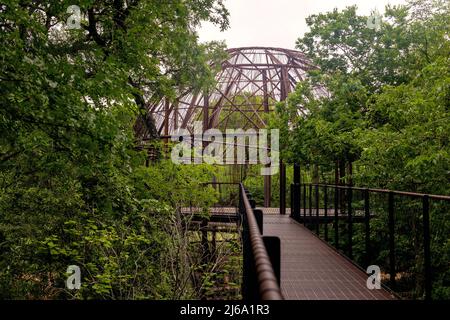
[263,214,395,300]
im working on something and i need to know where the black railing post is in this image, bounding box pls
[334,185,339,250]
[347,187,353,259]
[291,164,301,220]
[254,209,263,234]
[292,184,301,220]
[324,185,328,242]
[289,183,294,218]
[303,184,307,226]
[299,180,302,219]
[422,195,431,300]
[309,184,313,227]
[364,188,371,267]
[315,184,320,235]
[294,163,300,183]
[280,161,286,215]
[388,191,396,289]
[263,236,281,286]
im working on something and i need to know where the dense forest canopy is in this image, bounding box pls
[0,0,228,299]
[273,0,449,195]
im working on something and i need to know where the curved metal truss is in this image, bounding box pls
[150,47,326,135]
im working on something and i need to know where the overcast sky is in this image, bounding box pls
[198,0,408,49]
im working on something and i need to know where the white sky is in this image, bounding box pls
[198,0,408,49]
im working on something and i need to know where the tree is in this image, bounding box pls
[279,0,449,299]
[281,0,449,185]
[0,0,229,299]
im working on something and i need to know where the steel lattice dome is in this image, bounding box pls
[150,47,326,136]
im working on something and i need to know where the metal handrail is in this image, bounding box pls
[293,182,450,300]
[239,183,283,300]
[312,183,450,201]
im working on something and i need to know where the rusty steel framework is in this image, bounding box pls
[150,47,326,135]
[149,47,325,210]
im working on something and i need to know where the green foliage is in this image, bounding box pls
[0,0,229,299]
[358,56,450,193]
[284,0,449,191]
[280,0,449,299]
